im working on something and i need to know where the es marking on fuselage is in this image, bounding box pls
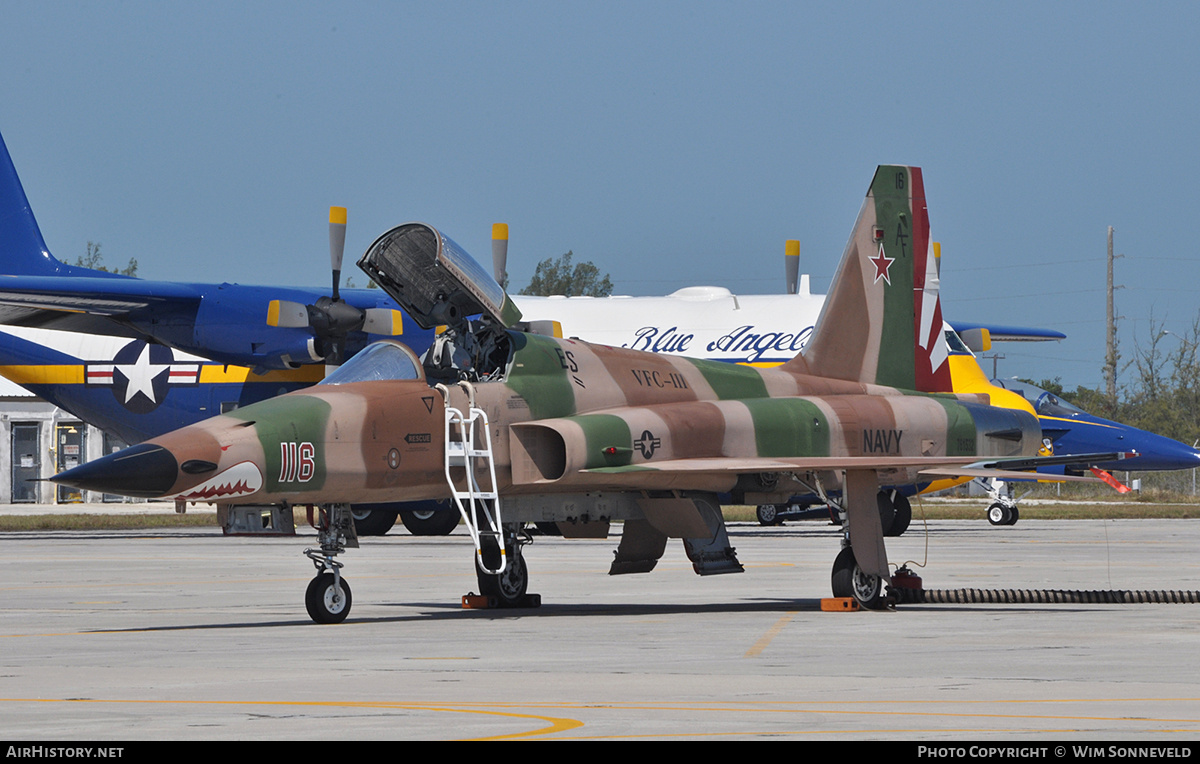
[555,347,586,388]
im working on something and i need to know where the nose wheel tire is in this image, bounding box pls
[305,571,352,624]
[987,502,1012,526]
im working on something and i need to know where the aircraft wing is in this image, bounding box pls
[0,275,202,336]
[575,453,1116,491]
[0,273,419,370]
[919,450,1136,482]
[963,450,1133,471]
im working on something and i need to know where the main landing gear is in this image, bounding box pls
[350,506,397,536]
[830,546,886,610]
[350,501,460,537]
[829,490,909,607]
[877,490,912,537]
[818,473,895,610]
[399,502,461,536]
[472,523,537,608]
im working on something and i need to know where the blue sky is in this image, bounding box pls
[2,1,1198,391]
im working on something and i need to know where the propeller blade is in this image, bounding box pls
[362,308,404,336]
[785,239,799,295]
[330,206,347,301]
[267,300,310,328]
[959,327,992,353]
[492,223,509,288]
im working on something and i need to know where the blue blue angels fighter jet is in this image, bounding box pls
[991,378,1200,473]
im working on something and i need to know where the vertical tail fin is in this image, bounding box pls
[791,165,950,392]
[0,131,84,277]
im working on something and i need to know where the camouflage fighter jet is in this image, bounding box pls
[54,165,1114,622]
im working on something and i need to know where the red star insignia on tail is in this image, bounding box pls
[870,243,894,285]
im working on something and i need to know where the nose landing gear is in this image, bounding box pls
[303,503,359,623]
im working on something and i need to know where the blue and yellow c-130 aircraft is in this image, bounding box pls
[0,131,428,372]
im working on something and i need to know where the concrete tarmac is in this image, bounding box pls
[1,517,1199,740]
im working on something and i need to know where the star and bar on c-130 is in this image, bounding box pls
[54,166,1125,623]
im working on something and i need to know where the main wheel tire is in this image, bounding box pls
[886,493,912,537]
[830,546,886,610]
[399,507,460,536]
[476,552,529,607]
[305,572,352,624]
[756,504,781,526]
[987,502,1010,526]
[876,492,895,536]
[351,507,398,536]
[1005,505,1020,526]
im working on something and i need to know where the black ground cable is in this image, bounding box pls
[892,587,1200,605]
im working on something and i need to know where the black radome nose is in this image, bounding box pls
[52,443,180,498]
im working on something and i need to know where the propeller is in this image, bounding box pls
[266,206,404,368]
[785,239,799,295]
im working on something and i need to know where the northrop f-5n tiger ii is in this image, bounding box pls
[54,166,1121,622]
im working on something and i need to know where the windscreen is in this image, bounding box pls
[319,341,424,385]
[992,378,1088,417]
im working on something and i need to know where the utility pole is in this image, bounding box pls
[982,353,1006,378]
[1104,226,1120,404]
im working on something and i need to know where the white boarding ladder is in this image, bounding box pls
[437,382,505,575]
